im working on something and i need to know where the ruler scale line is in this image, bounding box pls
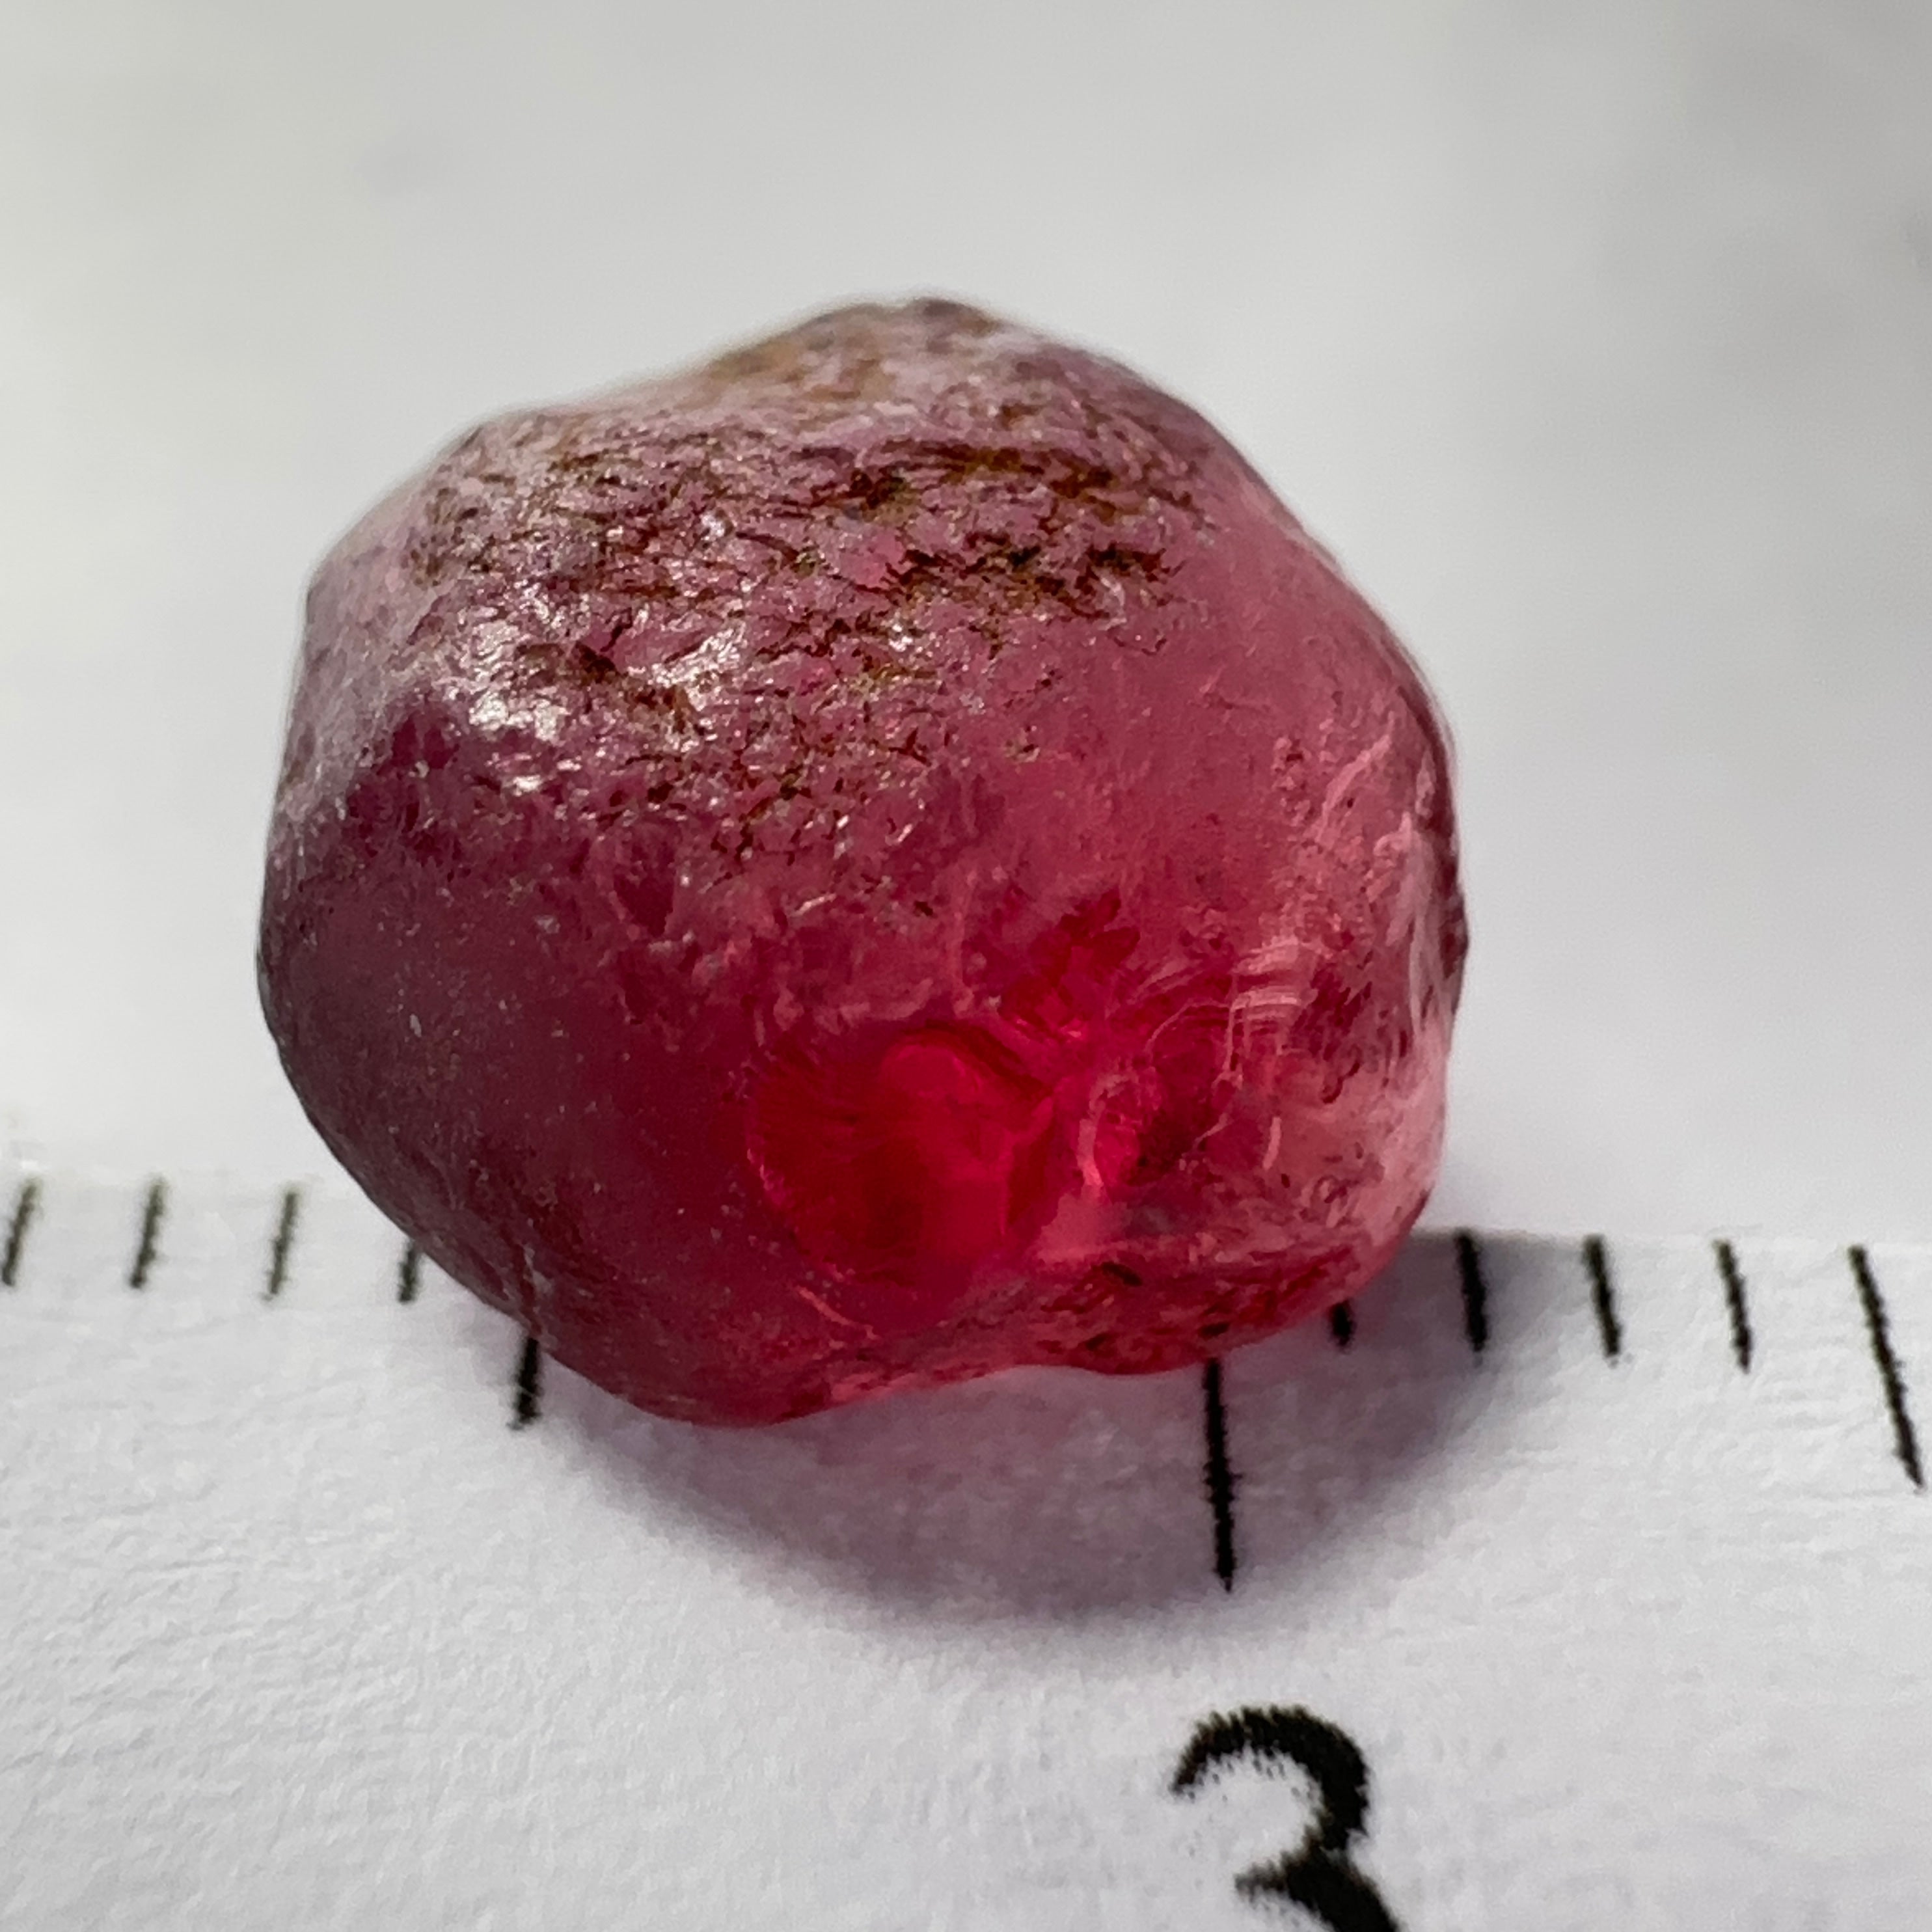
[1201,1359,1238,1592]
[127,1179,167,1290]
[511,1333,544,1430]
[1453,1230,1489,1355]
[264,1188,301,1300]
[1847,1246,1924,1490]
[1,1176,40,1288]
[12,1179,1932,1925]
[1583,1235,1622,1360]
[24,1187,1932,1505]
[1713,1239,1753,1372]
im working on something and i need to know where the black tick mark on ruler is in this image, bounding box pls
[1454,1230,1489,1355]
[1201,1359,1238,1591]
[3,1177,41,1288]
[128,1180,167,1290]
[1583,1235,1622,1360]
[1848,1247,1924,1491]
[264,1188,301,1299]
[398,1242,422,1303]
[512,1333,544,1429]
[1713,1240,1753,1372]
[1327,1300,1355,1349]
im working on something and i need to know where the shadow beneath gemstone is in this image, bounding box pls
[536,1231,1560,1624]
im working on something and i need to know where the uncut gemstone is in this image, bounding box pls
[258,300,1467,1425]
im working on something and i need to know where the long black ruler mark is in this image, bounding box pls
[1849,1246,1924,1490]
[1454,1231,1490,1355]
[1202,1359,1238,1592]
[1583,1235,1622,1360]
[1714,1239,1753,1372]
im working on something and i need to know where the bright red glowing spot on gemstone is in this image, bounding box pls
[750,1027,1055,1285]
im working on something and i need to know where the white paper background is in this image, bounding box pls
[5,1173,1928,1929]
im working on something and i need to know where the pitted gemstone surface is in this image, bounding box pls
[259,300,1467,1424]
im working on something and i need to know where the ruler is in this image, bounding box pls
[3,1165,1927,1931]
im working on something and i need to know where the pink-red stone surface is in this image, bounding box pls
[259,301,1467,1425]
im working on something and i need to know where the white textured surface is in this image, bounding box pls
[3,1169,1927,1928]
[2,0,1932,1235]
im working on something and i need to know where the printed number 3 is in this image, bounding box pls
[1171,1706,1400,1931]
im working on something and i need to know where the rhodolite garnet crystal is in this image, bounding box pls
[260,301,1467,1424]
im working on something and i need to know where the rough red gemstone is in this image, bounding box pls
[259,300,1467,1425]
